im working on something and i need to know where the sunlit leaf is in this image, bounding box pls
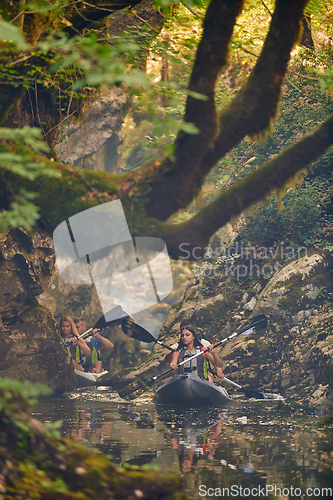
[0,19,29,49]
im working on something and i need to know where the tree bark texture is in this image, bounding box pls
[300,13,314,48]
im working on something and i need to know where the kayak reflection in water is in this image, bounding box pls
[60,316,91,372]
[170,415,224,474]
[170,326,224,383]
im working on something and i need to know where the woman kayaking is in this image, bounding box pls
[74,316,114,373]
[60,316,91,372]
[170,326,224,383]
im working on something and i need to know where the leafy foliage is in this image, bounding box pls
[0,0,332,256]
[0,22,148,94]
[0,126,58,230]
[237,178,333,247]
[0,19,28,49]
[0,377,52,412]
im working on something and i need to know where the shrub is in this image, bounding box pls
[237,177,332,247]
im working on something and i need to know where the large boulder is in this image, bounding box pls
[0,228,75,392]
[54,88,131,173]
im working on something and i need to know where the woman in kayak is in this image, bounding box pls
[60,316,91,372]
[167,319,224,382]
[170,326,224,383]
[74,317,114,373]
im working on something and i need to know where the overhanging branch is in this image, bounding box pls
[142,0,309,222]
[199,0,310,176]
[143,0,244,221]
[65,0,143,32]
[153,112,333,259]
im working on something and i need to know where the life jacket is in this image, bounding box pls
[178,346,209,380]
[83,337,101,369]
[62,336,83,364]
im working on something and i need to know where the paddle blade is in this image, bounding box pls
[253,314,268,331]
[119,378,155,399]
[94,306,128,330]
[241,327,254,336]
[121,318,155,343]
[238,314,267,336]
[242,388,266,399]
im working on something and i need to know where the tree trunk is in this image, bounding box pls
[300,13,314,48]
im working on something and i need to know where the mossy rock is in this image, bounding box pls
[0,379,187,500]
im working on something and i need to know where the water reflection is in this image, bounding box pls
[33,392,333,499]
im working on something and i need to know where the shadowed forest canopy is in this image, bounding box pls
[0,0,333,258]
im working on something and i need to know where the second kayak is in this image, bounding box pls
[74,369,109,388]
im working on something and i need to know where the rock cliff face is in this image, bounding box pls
[0,220,192,391]
[1,225,332,406]
[0,229,76,393]
[55,88,131,173]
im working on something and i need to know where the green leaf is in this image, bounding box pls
[0,190,40,232]
[186,89,209,101]
[179,121,200,134]
[0,19,29,49]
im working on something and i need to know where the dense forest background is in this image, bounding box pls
[0,0,332,258]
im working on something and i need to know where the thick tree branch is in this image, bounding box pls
[152,112,333,259]
[65,0,143,32]
[199,0,309,177]
[142,0,309,222]
[2,113,333,258]
[144,0,244,221]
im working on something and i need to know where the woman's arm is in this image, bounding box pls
[215,366,224,379]
[205,346,223,368]
[170,350,180,370]
[206,347,224,379]
[165,343,178,363]
[72,337,91,356]
[92,330,114,350]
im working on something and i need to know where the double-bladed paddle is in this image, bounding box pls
[77,305,128,340]
[121,318,176,352]
[119,314,267,399]
[222,376,265,399]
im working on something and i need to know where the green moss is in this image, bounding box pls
[0,380,186,499]
[186,290,197,301]
[1,161,125,233]
[317,414,333,427]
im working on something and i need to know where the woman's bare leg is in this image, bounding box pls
[90,360,103,373]
[72,360,84,371]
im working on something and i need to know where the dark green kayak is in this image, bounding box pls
[154,373,231,407]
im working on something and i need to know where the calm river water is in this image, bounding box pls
[33,388,333,499]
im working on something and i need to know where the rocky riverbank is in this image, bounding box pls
[0,228,76,393]
[120,243,333,409]
[1,226,332,408]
